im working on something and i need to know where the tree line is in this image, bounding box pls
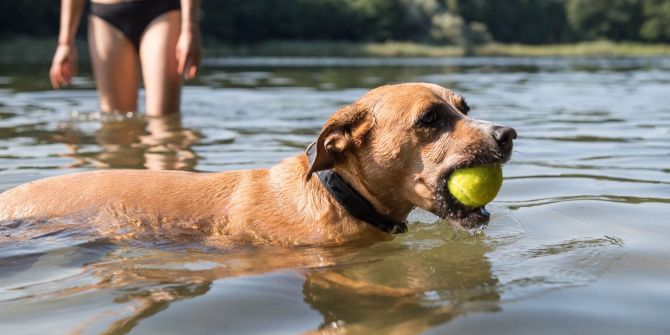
[2,0,669,45]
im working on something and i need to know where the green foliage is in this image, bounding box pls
[640,0,670,41]
[200,0,367,43]
[430,12,465,44]
[566,0,644,41]
[430,13,491,46]
[200,0,444,43]
[0,0,60,37]
[1,0,669,45]
[457,0,570,44]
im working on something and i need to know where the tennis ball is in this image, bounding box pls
[447,164,503,208]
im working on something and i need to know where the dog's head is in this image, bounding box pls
[306,83,516,228]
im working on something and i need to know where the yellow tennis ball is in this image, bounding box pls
[447,164,503,208]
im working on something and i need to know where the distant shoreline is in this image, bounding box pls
[2,38,669,64]
[207,40,670,58]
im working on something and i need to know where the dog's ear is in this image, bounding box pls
[450,95,470,115]
[305,104,370,181]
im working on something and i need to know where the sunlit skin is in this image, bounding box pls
[0,83,515,246]
[49,0,202,116]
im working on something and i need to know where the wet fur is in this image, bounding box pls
[0,83,512,246]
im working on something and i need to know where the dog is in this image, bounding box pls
[0,83,516,246]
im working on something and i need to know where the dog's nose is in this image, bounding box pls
[492,126,517,151]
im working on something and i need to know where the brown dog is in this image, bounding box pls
[0,83,515,245]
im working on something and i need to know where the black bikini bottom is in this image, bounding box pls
[90,0,181,51]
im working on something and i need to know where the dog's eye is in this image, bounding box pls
[418,109,439,126]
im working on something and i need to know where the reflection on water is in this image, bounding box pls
[1,223,503,334]
[0,213,624,334]
[53,114,200,171]
[0,57,669,334]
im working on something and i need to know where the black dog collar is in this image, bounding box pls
[306,142,407,234]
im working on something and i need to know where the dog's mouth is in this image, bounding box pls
[432,158,506,229]
[433,177,490,229]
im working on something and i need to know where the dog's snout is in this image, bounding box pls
[492,126,517,150]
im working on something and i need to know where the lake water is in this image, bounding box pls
[1,57,669,334]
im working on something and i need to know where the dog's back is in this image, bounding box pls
[0,169,224,221]
[0,156,378,245]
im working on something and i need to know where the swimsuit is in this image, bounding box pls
[90,0,181,51]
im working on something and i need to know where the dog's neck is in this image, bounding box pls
[306,143,407,234]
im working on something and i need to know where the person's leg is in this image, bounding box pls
[139,11,182,116]
[88,15,140,113]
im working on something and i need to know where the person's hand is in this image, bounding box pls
[49,42,78,89]
[176,28,202,80]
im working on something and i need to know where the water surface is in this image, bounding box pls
[1,57,669,334]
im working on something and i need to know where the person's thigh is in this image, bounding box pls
[88,15,140,113]
[139,11,182,116]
